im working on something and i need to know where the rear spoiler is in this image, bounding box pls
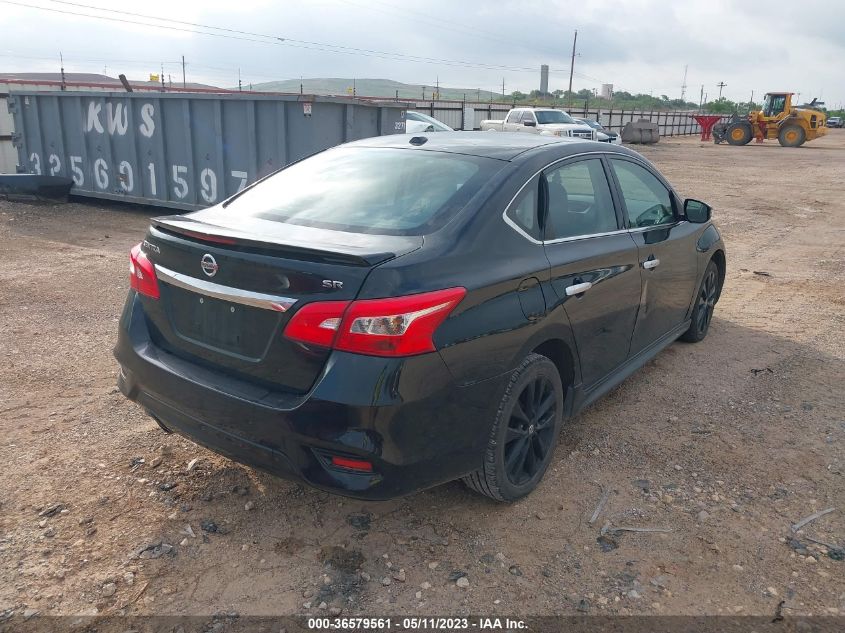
[150,218,396,267]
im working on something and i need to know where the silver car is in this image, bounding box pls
[405,111,453,134]
[573,118,622,144]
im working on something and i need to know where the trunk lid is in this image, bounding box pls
[139,214,421,394]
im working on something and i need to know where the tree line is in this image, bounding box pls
[498,89,843,118]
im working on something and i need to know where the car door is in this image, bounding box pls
[541,156,641,388]
[503,110,523,132]
[520,110,539,134]
[607,157,700,356]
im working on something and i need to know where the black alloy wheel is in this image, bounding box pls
[681,260,719,342]
[504,376,558,485]
[463,353,564,501]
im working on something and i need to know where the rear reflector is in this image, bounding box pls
[283,287,466,357]
[129,243,160,299]
[330,456,374,472]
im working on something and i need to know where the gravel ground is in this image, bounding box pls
[0,131,843,618]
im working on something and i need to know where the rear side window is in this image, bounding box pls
[224,147,502,235]
[544,159,618,240]
[506,111,521,123]
[610,159,675,228]
[505,179,540,240]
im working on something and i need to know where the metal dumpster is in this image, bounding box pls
[7,91,409,210]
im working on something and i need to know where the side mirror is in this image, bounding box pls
[684,199,711,223]
[523,120,536,127]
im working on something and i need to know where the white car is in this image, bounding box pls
[405,111,453,133]
[573,118,622,144]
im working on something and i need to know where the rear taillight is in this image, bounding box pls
[282,300,349,348]
[129,243,160,299]
[283,287,466,357]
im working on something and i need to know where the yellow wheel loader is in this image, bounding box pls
[714,93,827,147]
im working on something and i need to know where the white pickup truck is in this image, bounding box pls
[480,108,596,140]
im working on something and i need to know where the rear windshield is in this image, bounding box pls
[223,147,501,235]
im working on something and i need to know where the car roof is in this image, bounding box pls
[345,131,594,161]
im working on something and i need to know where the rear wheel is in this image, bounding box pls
[778,124,806,147]
[463,353,564,502]
[681,260,719,343]
[726,122,752,145]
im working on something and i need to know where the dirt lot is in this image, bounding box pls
[1,131,843,619]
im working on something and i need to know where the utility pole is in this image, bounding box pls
[435,76,440,100]
[680,64,688,102]
[717,81,726,99]
[160,63,165,92]
[567,29,578,108]
[699,85,704,110]
[181,55,186,88]
[59,52,66,91]
[502,77,505,99]
[238,68,242,92]
[749,90,754,107]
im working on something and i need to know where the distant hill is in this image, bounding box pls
[247,77,500,101]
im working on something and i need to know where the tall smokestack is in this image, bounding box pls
[540,65,549,96]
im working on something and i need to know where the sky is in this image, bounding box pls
[0,0,843,107]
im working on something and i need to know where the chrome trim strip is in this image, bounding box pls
[545,228,630,244]
[628,220,687,234]
[154,264,297,312]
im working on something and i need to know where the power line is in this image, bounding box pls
[0,50,182,66]
[3,1,674,99]
[339,0,569,61]
[3,0,549,74]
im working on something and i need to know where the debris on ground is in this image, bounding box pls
[791,508,835,533]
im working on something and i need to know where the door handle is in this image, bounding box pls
[565,281,593,296]
[642,258,660,270]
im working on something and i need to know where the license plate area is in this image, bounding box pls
[165,285,280,358]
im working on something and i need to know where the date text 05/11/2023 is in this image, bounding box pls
[306,617,528,630]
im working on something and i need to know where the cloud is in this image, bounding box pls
[0,0,842,105]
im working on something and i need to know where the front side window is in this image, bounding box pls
[544,158,618,240]
[610,159,675,228]
[764,95,786,117]
[520,111,536,124]
[220,147,501,235]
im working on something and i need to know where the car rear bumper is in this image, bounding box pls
[114,292,505,499]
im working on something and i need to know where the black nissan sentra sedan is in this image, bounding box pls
[115,132,725,502]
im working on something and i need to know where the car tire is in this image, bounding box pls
[681,259,719,343]
[463,353,564,502]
